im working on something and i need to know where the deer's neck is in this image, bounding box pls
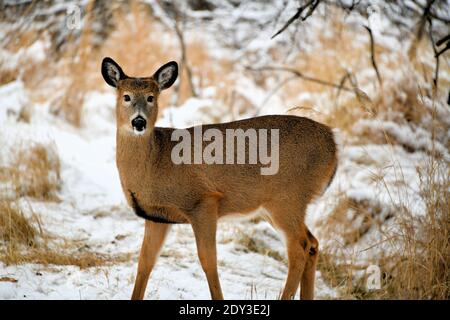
[116,129,158,180]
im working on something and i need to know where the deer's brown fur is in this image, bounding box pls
[101,57,338,300]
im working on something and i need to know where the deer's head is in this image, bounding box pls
[101,57,178,135]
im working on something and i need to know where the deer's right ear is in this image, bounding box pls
[102,57,126,88]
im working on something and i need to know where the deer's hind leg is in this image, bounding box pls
[265,202,310,300]
[300,228,319,300]
[131,221,171,300]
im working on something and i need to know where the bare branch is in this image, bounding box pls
[247,65,375,115]
[413,0,450,24]
[246,65,354,92]
[428,18,439,90]
[173,17,197,98]
[435,33,450,58]
[364,25,382,86]
[334,71,352,108]
[271,0,320,39]
[436,34,450,47]
[417,0,436,40]
[254,75,299,115]
[155,0,197,104]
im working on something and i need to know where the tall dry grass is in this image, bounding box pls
[0,199,132,268]
[318,157,449,300]
[0,144,61,201]
[0,143,131,268]
[316,83,449,299]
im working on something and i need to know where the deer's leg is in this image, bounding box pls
[190,198,224,300]
[266,204,309,300]
[300,228,319,300]
[131,221,171,300]
[280,229,308,300]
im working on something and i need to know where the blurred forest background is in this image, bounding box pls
[0,0,449,299]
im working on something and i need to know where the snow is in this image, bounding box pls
[0,80,28,123]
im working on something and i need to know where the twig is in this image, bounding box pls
[436,34,450,47]
[248,65,376,115]
[271,0,321,39]
[416,0,436,40]
[246,65,354,92]
[173,17,197,98]
[364,25,382,86]
[435,33,450,58]
[412,0,450,24]
[428,18,438,89]
[155,0,197,104]
[253,74,299,115]
[334,71,352,108]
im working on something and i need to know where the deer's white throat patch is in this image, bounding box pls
[133,127,146,136]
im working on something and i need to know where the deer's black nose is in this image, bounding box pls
[131,116,146,132]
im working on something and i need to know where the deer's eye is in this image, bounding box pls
[147,96,154,103]
[123,95,131,102]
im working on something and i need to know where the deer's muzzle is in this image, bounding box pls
[131,116,147,132]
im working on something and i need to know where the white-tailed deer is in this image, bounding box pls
[101,57,337,300]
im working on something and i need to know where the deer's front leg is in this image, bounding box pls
[190,198,224,300]
[131,221,171,300]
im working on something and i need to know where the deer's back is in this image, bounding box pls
[151,115,337,216]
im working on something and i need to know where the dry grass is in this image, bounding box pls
[383,158,449,299]
[318,250,374,299]
[0,67,18,86]
[0,144,61,201]
[0,200,40,248]
[0,200,132,268]
[2,247,132,269]
[317,154,449,299]
[236,230,285,263]
[317,195,395,246]
[0,142,131,269]
[312,35,449,297]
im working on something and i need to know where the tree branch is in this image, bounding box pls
[156,0,198,104]
[364,25,382,86]
[428,18,440,90]
[417,0,436,40]
[435,33,450,58]
[246,65,354,92]
[173,17,197,98]
[247,65,375,114]
[271,0,321,39]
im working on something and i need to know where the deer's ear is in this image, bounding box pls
[102,57,126,88]
[153,61,178,91]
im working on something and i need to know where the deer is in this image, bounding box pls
[101,57,338,300]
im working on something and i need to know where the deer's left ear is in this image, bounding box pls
[102,57,126,88]
[153,61,178,91]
